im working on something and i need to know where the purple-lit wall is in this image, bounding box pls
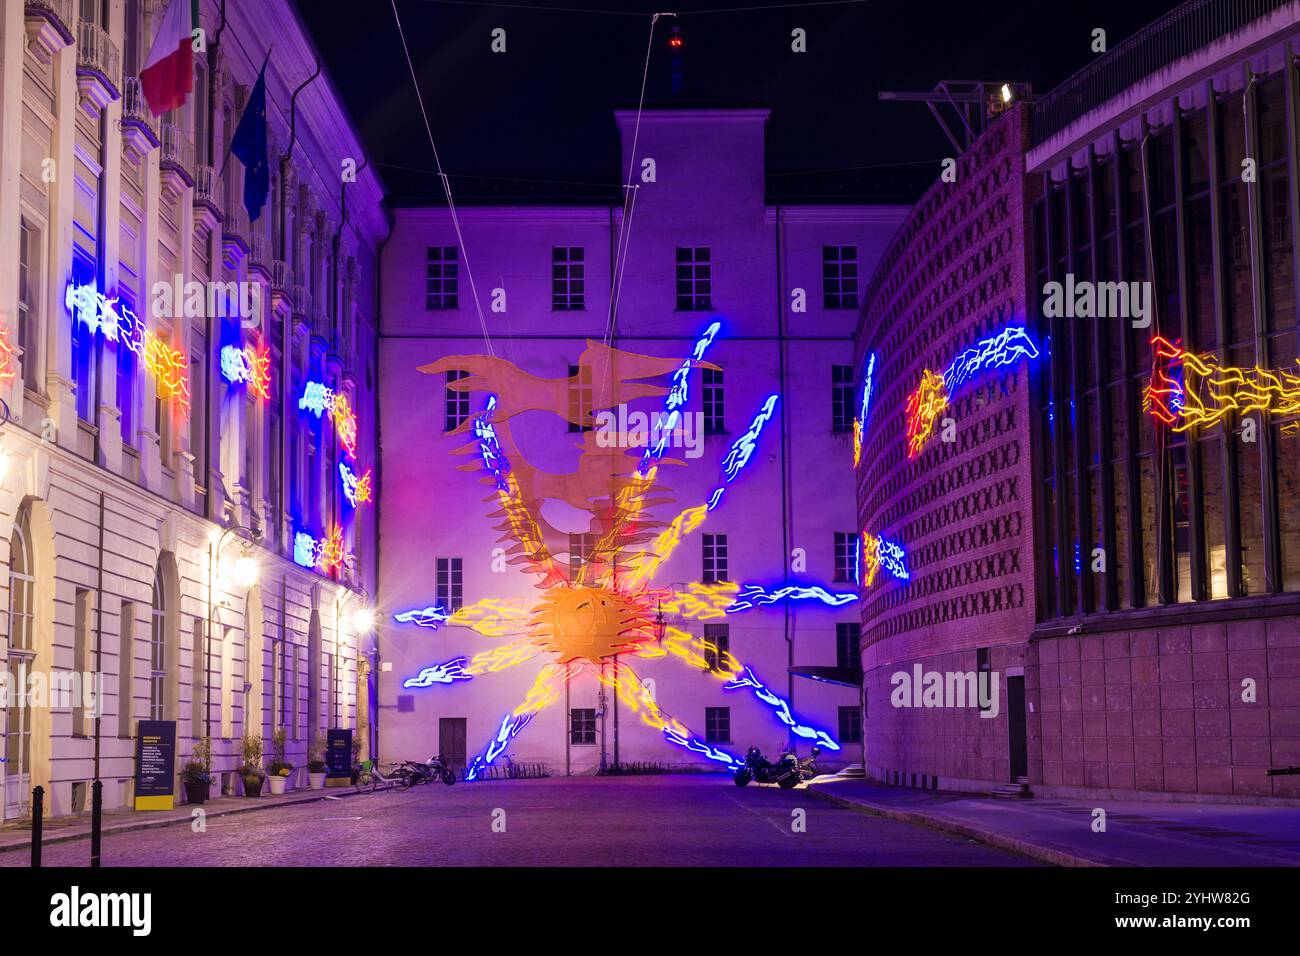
[377,109,908,773]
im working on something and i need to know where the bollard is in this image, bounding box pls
[90,779,103,867]
[30,785,43,868]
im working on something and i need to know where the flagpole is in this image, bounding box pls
[219,45,273,177]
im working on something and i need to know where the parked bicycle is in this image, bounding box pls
[355,756,456,792]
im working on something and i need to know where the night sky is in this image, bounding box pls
[293,0,1184,203]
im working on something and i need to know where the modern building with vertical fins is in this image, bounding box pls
[856,0,1300,801]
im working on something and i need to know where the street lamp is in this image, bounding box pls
[352,606,375,634]
[208,524,263,739]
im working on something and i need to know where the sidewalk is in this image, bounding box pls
[0,787,358,857]
[807,777,1300,867]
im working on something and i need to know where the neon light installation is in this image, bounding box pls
[861,530,911,587]
[220,344,272,399]
[66,282,191,412]
[725,583,857,613]
[339,462,373,507]
[0,324,17,386]
[725,666,841,751]
[300,381,359,458]
[1144,334,1300,430]
[400,324,839,776]
[852,352,876,468]
[905,326,1039,457]
[293,525,349,575]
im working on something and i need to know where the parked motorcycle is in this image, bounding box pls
[733,745,821,789]
[424,754,457,786]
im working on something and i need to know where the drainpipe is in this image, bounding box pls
[774,204,794,746]
[92,492,105,781]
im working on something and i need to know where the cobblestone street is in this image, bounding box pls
[2,776,1038,867]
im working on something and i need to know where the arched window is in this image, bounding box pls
[150,564,167,721]
[5,512,36,789]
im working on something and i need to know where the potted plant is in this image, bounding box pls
[180,737,212,805]
[240,732,264,797]
[308,731,328,789]
[267,726,293,795]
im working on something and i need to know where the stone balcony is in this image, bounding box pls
[75,19,120,114]
[119,76,159,157]
[159,121,195,191]
[23,0,75,65]
[193,163,223,229]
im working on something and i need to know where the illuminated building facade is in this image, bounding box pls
[0,0,383,819]
[378,108,908,773]
[857,0,1300,800]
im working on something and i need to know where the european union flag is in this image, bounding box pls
[230,61,269,222]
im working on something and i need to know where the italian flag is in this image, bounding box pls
[140,0,200,117]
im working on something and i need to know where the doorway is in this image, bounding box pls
[1007,675,1028,780]
[439,718,467,768]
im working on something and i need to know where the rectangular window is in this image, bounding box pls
[703,533,728,584]
[192,616,206,738]
[425,246,459,310]
[836,622,861,670]
[702,623,729,672]
[292,644,301,740]
[834,531,857,583]
[18,218,40,392]
[73,589,93,737]
[570,708,596,745]
[675,246,712,311]
[838,706,862,744]
[149,594,165,721]
[117,288,137,446]
[437,558,464,612]
[702,367,724,434]
[823,245,859,309]
[832,364,854,432]
[444,369,471,432]
[568,532,597,584]
[220,627,234,740]
[705,706,730,743]
[71,251,96,423]
[118,600,134,738]
[552,246,585,311]
[567,363,592,432]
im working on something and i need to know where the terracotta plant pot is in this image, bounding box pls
[268,774,289,795]
[309,772,327,790]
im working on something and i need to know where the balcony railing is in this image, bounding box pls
[291,285,312,319]
[249,234,271,274]
[224,205,250,250]
[272,259,291,292]
[159,122,195,187]
[75,19,121,99]
[1031,0,1294,146]
[119,75,160,152]
[193,163,222,217]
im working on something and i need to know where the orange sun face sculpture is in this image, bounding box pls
[530,586,653,663]
[396,328,843,780]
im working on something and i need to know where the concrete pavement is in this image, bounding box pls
[807,777,1300,867]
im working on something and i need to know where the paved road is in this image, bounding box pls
[2,776,1039,867]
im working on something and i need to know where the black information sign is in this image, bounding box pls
[326,728,352,780]
[134,720,177,810]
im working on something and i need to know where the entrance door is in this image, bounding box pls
[439,718,467,768]
[1007,675,1028,780]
